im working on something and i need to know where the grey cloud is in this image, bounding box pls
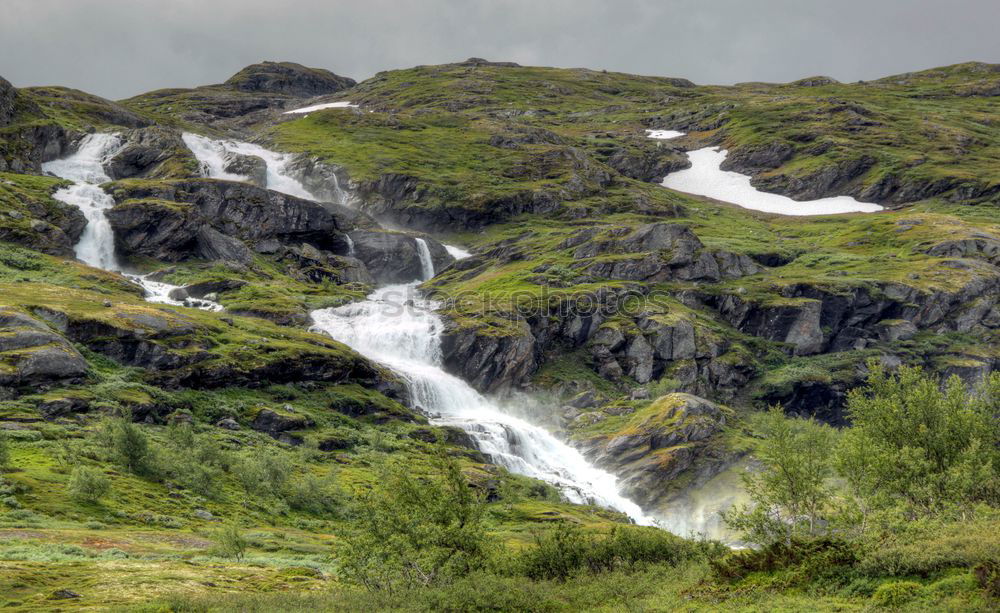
[2,0,998,99]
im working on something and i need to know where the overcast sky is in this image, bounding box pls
[3,0,999,99]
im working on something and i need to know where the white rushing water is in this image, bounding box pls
[660,147,883,216]
[184,127,657,526]
[310,284,654,525]
[414,238,435,281]
[42,133,124,270]
[283,101,358,114]
[181,132,340,202]
[443,244,472,260]
[42,133,222,311]
[646,129,684,139]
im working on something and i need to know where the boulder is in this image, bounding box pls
[196,226,253,265]
[104,127,196,180]
[0,309,88,391]
[0,75,16,127]
[222,151,267,187]
[577,393,729,508]
[251,408,313,436]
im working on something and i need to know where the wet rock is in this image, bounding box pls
[168,279,247,302]
[348,230,454,284]
[222,151,267,187]
[577,393,729,508]
[196,226,253,265]
[440,320,537,394]
[106,179,355,261]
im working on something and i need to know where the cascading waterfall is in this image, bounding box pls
[42,133,124,270]
[182,130,658,527]
[345,233,356,257]
[181,132,345,203]
[42,134,222,311]
[414,238,435,281]
[311,284,654,526]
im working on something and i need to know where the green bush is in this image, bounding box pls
[98,414,156,477]
[871,580,923,607]
[233,447,291,500]
[517,522,713,581]
[213,523,248,562]
[338,452,495,592]
[66,466,111,503]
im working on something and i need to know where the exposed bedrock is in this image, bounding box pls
[105,178,359,263]
[348,229,453,284]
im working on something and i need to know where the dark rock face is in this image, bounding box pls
[720,141,795,172]
[578,393,729,508]
[0,75,16,127]
[106,179,355,263]
[283,155,353,204]
[104,127,196,180]
[348,230,454,284]
[224,62,356,98]
[439,320,537,395]
[0,309,88,391]
[1,123,74,174]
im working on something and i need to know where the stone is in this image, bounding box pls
[215,417,240,431]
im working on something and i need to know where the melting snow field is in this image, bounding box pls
[283,101,358,114]
[646,129,684,139]
[661,147,883,216]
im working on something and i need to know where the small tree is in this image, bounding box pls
[214,522,248,562]
[100,413,155,477]
[723,407,836,546]
[339,450,496,592]
[836,363,1000,518]
[67,466,111,503]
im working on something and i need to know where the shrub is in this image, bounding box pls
[67,466,111,503]
[722,407,836,546]
[233,447,291,500]
[286,473,346,516]
[214,523,248,562]
[339,451,495,592]
[871,580,923,607]
[98,414,156,477]
[517,522,712,581]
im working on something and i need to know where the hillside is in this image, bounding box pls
[0,58,998,611]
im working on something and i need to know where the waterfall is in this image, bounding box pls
[414,238,434,281]
[42,133,221,311]
[182,133,321,201]
[345,234,356,257]
[42,133,123,270]
[310,284,654,525]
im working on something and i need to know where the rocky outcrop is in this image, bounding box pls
[222,151,267,187]
[224,62,356,98]
[603,139,691,182]
[571,223,763,283]
[0,309,88,391]
[576,393,731,508]
[284,155,353,204]
[439,321,537,394]
[1,123,74,174]
[348,229,454,284]
[105,179,357,263]
[104,127,197,180]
